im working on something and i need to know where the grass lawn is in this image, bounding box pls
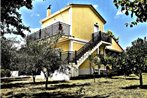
[1,73,147,98]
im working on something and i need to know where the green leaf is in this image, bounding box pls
[125,11,129,15]
[131,12,134,18]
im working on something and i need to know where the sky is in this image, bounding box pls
[18,0,147,49]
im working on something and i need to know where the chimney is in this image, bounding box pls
[47,5,51,17]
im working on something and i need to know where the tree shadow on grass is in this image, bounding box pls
[8,91,108,98]
[125,77,139,80]
[121,85,147,89]
[1,77,30,83]
[85,95,109,98]
[33,82,91,90]
[8,92,83,98]
[32,92,83,98]
[1,80,67,89]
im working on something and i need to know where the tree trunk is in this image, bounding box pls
[93,67,95,83]
[98,69,101,76]
[45,77,48,89]
[32,73,36,84]
[139,72,143,87]
[90,63,92,75]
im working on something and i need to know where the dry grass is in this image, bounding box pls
[1,73,147,98]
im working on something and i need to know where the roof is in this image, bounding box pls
[41,4,106,24]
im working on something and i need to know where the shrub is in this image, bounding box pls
[0,69,11,77]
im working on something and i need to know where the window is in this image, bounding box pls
[94,23,99,32]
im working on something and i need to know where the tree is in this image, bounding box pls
[126,38,147,87]
[1,37,18,69]
[1,37,18,77]
[1,0,33,37]
[88,54,101,82]
[18,33,64,89]
[88,54,95,82]
[100,53,117,77]
[93,55,101,75]
[113,0,147,27]
[107,30,119,42]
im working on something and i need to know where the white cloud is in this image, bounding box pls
[30,13,40,17]
[93,4,98,9]
[37,14,40,17]
[116,9,125,16]
[30,28,40,33]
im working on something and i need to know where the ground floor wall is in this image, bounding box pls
[73,41,85,51]
[56,40,69,51]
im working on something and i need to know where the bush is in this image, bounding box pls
[0,69,11,77]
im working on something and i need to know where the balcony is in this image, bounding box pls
[93,31,112,43]
[27,22,70,40]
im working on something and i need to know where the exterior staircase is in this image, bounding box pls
[61,31,112,77]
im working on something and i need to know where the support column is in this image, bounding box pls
[97,47,99,54]
[69,40,73,51]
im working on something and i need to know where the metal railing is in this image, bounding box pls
[27,22,70,41]
[61,31,111,64]
[76,31,111,61]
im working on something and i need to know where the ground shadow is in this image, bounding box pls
[33,82,91,90]
[1,80,67,89]
[121,85,147,89]
[125,77,139,80]
[8,92,109,98]
[85,94,110,98]
[1,83,24,89]
[1,77,30,83]
[32,92,82,98]
[8,92,83,98]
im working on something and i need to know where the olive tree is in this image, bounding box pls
[18,33,65,89]
[126,38,147,87]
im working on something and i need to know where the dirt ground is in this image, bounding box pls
[1,73,147,98]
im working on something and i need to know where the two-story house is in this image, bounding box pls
[28,4,123,78]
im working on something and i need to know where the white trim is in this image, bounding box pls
[69,37,89,43]
[69,7,72,36]
[72,40,85,44]
[41,20,65,28]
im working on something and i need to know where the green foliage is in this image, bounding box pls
[113,0,147,27]
[124,37,147,86]
[126,38,147,74]
[17,33,63,76]
[107,30,119,42]
[1,37,18,70]
[1,69,11,77]
[1,0,33,37]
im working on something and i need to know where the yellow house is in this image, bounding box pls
[29,4,123,77]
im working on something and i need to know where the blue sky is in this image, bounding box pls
[19,0,147,49]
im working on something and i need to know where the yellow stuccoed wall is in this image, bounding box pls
[79,59,90,69]
[79,45,106,69]
[41,8,70,28]
[108,38,123,52]
[72,6,104,41]
[73,42,84,51]
[56,40,69,51]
